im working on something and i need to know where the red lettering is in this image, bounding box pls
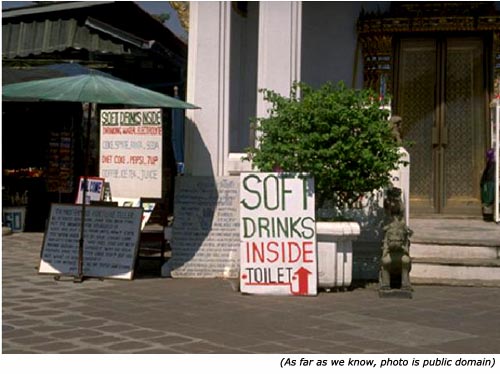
[288,242,302,263]
[302,241,314,263]
[103,127,121,134]
[245,241,315,264]
[113,155,126,164]
[251,242,265,263]
[267,241,280,263]
[101,155,112,164]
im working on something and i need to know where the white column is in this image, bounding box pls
[185,2,303,177]
[256,1,302,119]
[185,2,231,176]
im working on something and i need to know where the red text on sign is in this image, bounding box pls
[245,241,314,264]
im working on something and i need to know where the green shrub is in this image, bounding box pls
[246,81,401,210]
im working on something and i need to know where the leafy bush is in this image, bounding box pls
[246,81,401,210]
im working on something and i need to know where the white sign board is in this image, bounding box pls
[113,197,156,230]
[240,173,317,295]
[99,108,163,198]
[39,204,142,280]
[75,176,105,204]
[167,177,240,278]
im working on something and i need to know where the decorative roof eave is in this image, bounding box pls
[2,16,186,67]
[358,15,500,35]
[2,1,187,56]
[84,17,152,49]
[2,18,130,59]
[2,1,115,19]
[85,17,186,65]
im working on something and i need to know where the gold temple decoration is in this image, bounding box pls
[357,2,500,97]
[170,1,189,32]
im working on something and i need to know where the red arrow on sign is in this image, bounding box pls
[291,267,312,295]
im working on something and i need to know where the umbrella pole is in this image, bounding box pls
[75,103,92,283]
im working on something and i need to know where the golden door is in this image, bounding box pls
[396,37,487,216]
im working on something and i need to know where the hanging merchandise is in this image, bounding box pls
[47,129,74,194]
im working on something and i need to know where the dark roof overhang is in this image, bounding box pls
[2,1,187,64]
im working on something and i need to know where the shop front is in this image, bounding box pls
[2,101,84,232]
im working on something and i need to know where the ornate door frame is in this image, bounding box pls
[357,2,500,99]
[357,2,500,215]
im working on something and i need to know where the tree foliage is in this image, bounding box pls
[246,81,401,209]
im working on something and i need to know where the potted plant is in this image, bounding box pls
[245,81,402,289]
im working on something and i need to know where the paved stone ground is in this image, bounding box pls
[2,232,500,354]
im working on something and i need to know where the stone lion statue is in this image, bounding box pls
[380,187,413,291]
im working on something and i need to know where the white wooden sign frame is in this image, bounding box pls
[39,204,142,280]
[75,176,105,205]
[99,108,163,199]
[240,172,317,295]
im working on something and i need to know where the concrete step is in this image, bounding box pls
[411,256,500,287]
[411,242,499,259]
[408,219,500,286]
[410,276,500,287]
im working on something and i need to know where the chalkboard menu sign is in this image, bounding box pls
[167,176,240,278]
[39,204,142,280]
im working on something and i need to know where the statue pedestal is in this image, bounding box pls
[316,221,361,290]
[378,288,413,299]
[378,187,413,298]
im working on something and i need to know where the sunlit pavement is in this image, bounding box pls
[3,232,500,354]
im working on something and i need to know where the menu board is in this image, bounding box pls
[168,176,240,278]
[99,108,163,199]
[39,204,142,279]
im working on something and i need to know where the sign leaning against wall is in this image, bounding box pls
[99,108,163,199]
[240,172,317,296]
